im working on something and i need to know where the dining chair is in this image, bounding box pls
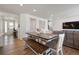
[42,33,65,55]
[56,33,65,55]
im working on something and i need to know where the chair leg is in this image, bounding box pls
[57,50,63,55]
[60,49,63,55]
[61,50,63,55]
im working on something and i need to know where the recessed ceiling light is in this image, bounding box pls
[33,9,37,12]
[20,4,23,6]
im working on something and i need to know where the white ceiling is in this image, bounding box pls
[0,4,79,18]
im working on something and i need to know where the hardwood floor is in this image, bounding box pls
[0,38,35,55]
[0,35,79,55]
[64,46,79,55]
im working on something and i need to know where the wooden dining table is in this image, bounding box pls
[24,32,58,54]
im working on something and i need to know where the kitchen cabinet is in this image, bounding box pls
[64,31,74,48]
[53,30,79,49]
[74,31,79,49]
[63,30,79,49]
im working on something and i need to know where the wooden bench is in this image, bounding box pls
[24,39,49,54]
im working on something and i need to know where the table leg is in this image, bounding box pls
[24,43,29,48]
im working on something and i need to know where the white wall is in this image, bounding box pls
[19,14,48,39]
[53,7,79,31]
[19,14,31,39]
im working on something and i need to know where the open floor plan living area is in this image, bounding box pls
[0,4,79,55]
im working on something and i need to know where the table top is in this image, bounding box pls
[26,32,58,40]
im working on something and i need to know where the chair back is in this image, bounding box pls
[56,34,65,54]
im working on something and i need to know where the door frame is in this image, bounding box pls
[3,19,15,35]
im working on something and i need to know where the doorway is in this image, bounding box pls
[2,19,19,46]
[3,20,15,36]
